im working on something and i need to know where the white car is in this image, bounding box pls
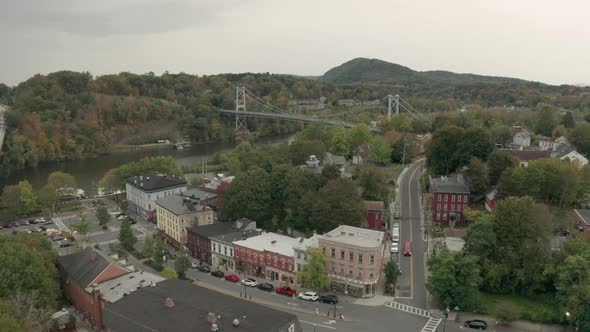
[241,278,258,287]
[391,242,399,253]
[34,217,46,223]
[191,262,199,269]
[298,291,319,301]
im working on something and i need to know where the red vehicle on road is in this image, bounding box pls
[224,274,240,283]
[276,286,297,297]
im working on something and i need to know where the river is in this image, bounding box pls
[3,134,294,196]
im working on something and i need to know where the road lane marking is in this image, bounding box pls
[300,320,336,330]
[407,164,420,300]
[384,300,430,318]
[421,317,443,332]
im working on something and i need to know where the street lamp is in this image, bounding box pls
[565,312,571,332]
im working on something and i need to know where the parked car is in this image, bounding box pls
[224,274,240,282]
[52,235,65,242]
[2,223,13,229]
[39,226,47,231]
[318,294,339,304]
[129,218,137,224]
[257,283,274,292]
[241,278,258,287]
[403,241,412,256]
[211,270,225,278]
[298,291,319,301]
[276,286,297,297]
[559,229,570,236]
[198,265,211,273]
[117,215,127,221]
[191,262,199,269]
[18,220,29,226]
[59,241,74,248]
[34,217,46,223]
[394,210,401,219]
[28,219,38,224]
[391,242,399,253]
[464,320,487,330]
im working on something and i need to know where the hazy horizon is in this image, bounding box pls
[1,0,589,86]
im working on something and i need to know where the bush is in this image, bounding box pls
[496,306,519,324]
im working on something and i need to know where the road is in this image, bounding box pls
[395,161,428,309]
[0,104,6,153]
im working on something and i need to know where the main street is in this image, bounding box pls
[395,160,428,309]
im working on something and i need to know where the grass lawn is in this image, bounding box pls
[477,292,562,324]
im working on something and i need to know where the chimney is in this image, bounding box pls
[271,240,277,246]
[163,297,175,308]
[140,175,143,181]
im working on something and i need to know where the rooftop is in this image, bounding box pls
[58,247,128,288]
[233,232,302,257]
[126,173,186,191]
[429,174,470,194]
[324,152,346,166]
[187,222,235,238]
[293,234,320,252]
[503,149,551,161]
[574,209,590,225]
[90,270,165,303]
[364,201,384,211]
[155,194,209,215]
[210,229,261,245]
[320,225,384,248]
[181,187,217,201]
[103,279,300,332]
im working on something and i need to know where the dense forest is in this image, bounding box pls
[1,59,590,179]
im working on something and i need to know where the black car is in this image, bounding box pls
[559,229,570,236]
[28,219,38,224]
[464,320,487,330]
[211,270,225,278]
[257,283,274,292]
[52,235,65,242]
[318,294,339,304]
[198,265,211,273]
[39,226,47,231]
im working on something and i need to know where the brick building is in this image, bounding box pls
[429,174,470,225]
[233,232,301,284]
[363,201,384,230]
[573,209,590,239]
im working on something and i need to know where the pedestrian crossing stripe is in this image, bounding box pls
[420,317,442,332]
[384,301,431,318]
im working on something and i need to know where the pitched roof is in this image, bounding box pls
[126,173,186,191]
[181,188,217,201]
[574,209,590,225]
[429,174,470,194]
[102,279,300,332]
[209,229,261,245]
[187,222,235,238]
[156,194,209,215]
[58,247,126,288]
[323,152,346,166]
[504,149,551,161]
[364,201,384,211]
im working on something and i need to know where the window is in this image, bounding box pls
[224,247,227,255]
[443,213,447,220]
[358,254,363,263]
[348,268,353,277]
[230,249,233,256]
[437,203,441,211]
[444,195,448,202]
[331,248,335,258]
[436,213,441,220]
[322,247,326,255]
[297,252,301,259]
[349,252,354,262]
[369,272,374,279]
[340,250,345,260]
[451,195,455,202]
[331,264,335,272]
[463,194,468,202]
[438,194,442,201]
[444,204,448,211]
[304,254,308,261]
[357,269,363,280]
[213,244,216,252]
[370,255,374,264]
[340,265,345,274]
[451,204,455,211]
[457,204,461,211]
[297,264,301,272]
[458,195,462,203]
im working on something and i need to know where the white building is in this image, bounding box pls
[293,234,320,275]
[536,135,557,151]
[126,173,187,222]
[560,151,589,168]
[512,132,531,149]
[210,225,259,272]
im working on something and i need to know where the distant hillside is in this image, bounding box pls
[321,57,529,85]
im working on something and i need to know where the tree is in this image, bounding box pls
[310,178,365,233]
[347,124,371,150]
[370,136,391,165]
[142,236,155,259]
[391,138,414,164]
[222,167,272,225]
[330,128,351,157]
[561,112,575,128]
[465,158,488,196]
[555,240,590,328]
[464,215,496,260]
[71,213,90,244]
[96,206,110,230]
[426,251,481,310]
[487,151,519,186]
[152,238,166,270]
[460,127,494,162]
[37,184,59,214]
[297,249,331,290]
[289,139,326,165]
[384,261,401,294]
[321,164,341,183]
[426,126,465,174]
[174,248,190,280]
[18,180,37,215]
[534,103,558,137]
[491,126,513,147]
[118,218,137,251]
[47,171,76,199]
[569,123,590,156]
[160,267,178,279]
[0,185,21,219]
[358,165,389,201]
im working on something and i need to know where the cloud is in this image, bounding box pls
[0,0,235,35]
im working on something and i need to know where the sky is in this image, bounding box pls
[1,0,589,86]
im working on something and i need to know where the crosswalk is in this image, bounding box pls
[87,226,120,237]
[384,301,431,318]
[95,233,146,246]
[420,317,442,332]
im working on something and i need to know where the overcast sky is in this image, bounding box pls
[1,0,589,86]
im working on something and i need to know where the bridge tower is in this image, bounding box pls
[387,94,400,120]
[235,87,247,129]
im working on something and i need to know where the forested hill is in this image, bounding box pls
[321,57,530,85]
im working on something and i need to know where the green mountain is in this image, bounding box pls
[321,57,529,85]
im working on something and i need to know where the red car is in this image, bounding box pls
[2,224,13,229]
[276,286,297,297]
[224,274,240,282]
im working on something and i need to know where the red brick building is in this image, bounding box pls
[58,248,130,331]
[484,189,497,212]
[429,174,470,225]
[363,201,384,230]
[233,232,301,284]
[573,209,590,239]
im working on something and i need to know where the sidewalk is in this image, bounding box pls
[430,309,564,332]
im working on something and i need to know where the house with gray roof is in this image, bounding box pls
[210,228,261,271]
[126,173,187,222]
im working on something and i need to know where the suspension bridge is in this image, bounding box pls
[217,87,429,133]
